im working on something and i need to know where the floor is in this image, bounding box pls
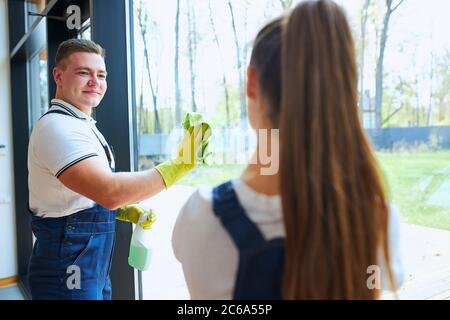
[138,185,194,299]
[0,285,26,300]
[393,223,450,299]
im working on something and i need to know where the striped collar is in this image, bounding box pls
[50,99,96,124]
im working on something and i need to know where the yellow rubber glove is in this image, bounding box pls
[116,204,157,230]
[139,210,157,230]
[155,113,212,188]
[116,204,146,224]
[182,113,212,166]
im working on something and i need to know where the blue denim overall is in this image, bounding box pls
[28,108,117,300]
[212,182,285,299]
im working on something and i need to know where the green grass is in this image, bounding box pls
[377,151,450,231]
[178,151,450,231]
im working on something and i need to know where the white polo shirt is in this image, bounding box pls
[28,99,115,218]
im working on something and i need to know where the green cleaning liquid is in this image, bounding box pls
[128,242,152,271]
[128,213,154,271]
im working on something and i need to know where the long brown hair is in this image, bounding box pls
[250,0,395,299]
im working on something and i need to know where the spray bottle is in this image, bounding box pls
[128,209,156,271]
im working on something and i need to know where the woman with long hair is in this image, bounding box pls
[172,0,403,299]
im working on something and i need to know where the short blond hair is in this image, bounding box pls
[55,38,105,69]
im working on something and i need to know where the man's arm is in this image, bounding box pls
[58,156,166,210]
[58,116,211,210]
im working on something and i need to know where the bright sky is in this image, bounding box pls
[132,0,450,118]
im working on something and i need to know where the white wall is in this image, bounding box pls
[0,0,18,279]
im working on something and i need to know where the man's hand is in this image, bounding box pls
[116,204,157,230]
[176,122,212,167]
[139,211,157,230]
[155,113,212,188]
[116,204,146,224]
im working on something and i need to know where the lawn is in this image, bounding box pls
[377,151,450,231]
[178,151,450,231]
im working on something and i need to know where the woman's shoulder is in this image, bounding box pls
[179,180,241,220]
[172,184,226,260]
[179,185,214,222]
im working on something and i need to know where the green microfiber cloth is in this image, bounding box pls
[182,112,212,166]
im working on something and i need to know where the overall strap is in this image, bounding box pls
[212,181,266,252]
[40,108,114,169]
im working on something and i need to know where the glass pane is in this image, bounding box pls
[345,0,450,300]
[79,19,91,40]
[132,1,292,183]
[131,0,450,300]
[26,0,46,32]
[132,0,290,300]
[28,47,48,132]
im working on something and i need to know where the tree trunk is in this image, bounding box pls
[208,0,230,128]
[359,0,371,122]
[138,1,160,133]
[228,1,247,128]
[187,0,197,112]
[143,46,160,133]
[174,0,182,125]
[139,55,145,134]
[382,78,404,126]
[375,0,404,130]
[136,55,144,156]
[375,2,391,130]
[415,77,420,126]
[427,50,434,126]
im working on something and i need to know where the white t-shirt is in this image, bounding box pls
[172,178,404,300]
[28,99,115,218]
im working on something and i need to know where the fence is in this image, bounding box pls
[137,125,450,157]
[366,126,450,150]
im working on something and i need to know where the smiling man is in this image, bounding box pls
[27,39,208,300]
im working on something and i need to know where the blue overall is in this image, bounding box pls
[28,108,116,300]
[212,182,285,300]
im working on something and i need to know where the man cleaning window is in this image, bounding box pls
[27,39,211,300]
